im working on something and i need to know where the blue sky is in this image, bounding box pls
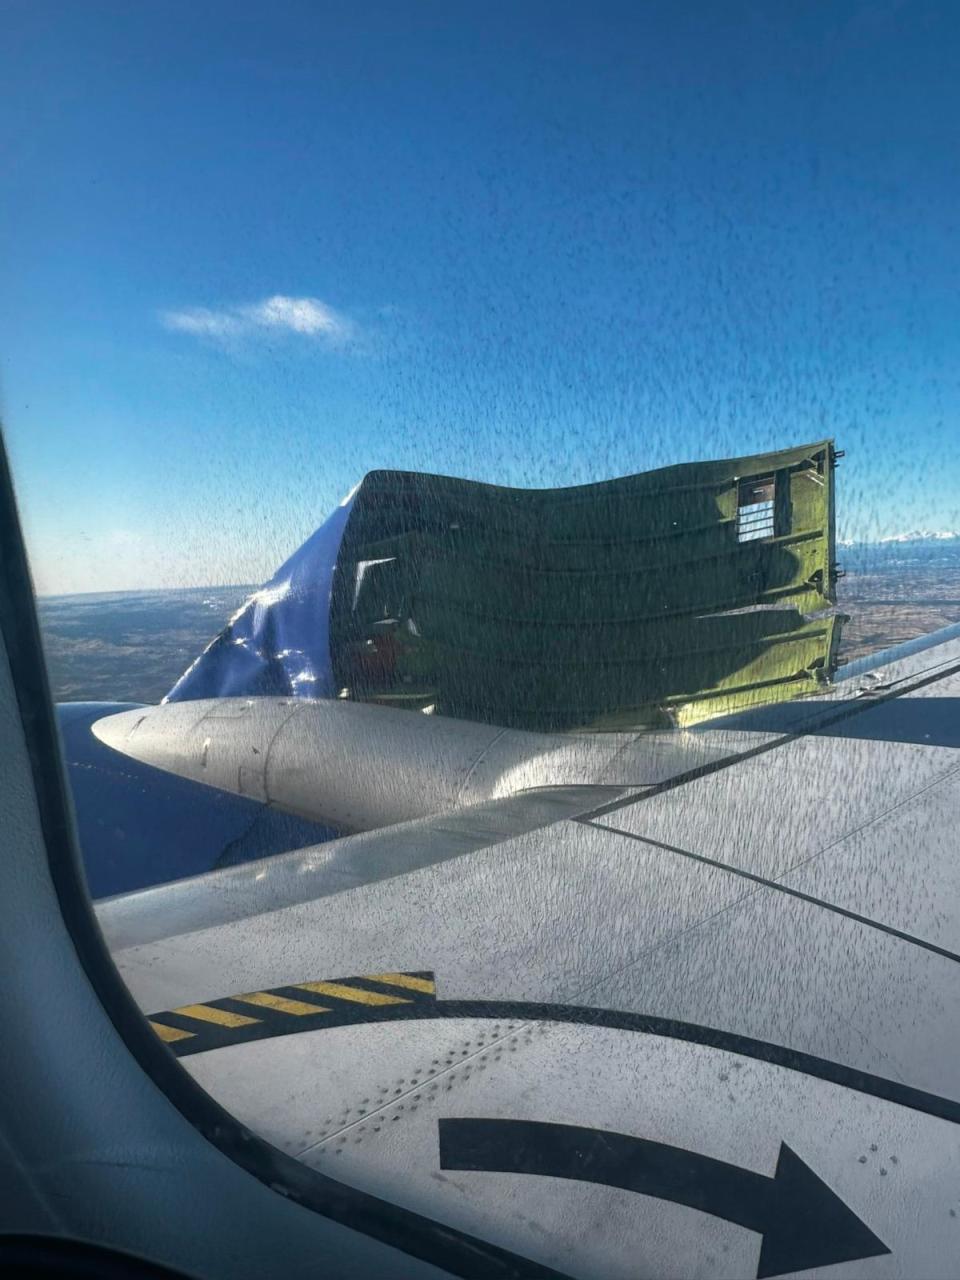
[2,0,959,593]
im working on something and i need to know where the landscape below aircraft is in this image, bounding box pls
[6,438,960,1278]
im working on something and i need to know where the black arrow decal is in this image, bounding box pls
[439,1119,890,1279]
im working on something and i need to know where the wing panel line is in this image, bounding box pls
[579,795,960,966]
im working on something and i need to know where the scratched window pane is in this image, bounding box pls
[3,4,959,1277]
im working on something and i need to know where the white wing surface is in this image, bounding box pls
[96,626,960,1279]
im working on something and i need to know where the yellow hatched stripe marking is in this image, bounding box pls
[296,981,409,1006]
[150,1021,195,1043]
[235,991,332,1016]
[173,1003,260,1027]
[367,972,436,995]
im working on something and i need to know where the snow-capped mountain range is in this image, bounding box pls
[838,531,960,548]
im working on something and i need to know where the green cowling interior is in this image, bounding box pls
[330,440,845,731]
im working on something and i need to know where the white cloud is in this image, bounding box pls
[248,295,350,337]
[160,294,355,345]
[162,307,244,338]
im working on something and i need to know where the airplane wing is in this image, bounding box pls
[94,623,960,1279]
